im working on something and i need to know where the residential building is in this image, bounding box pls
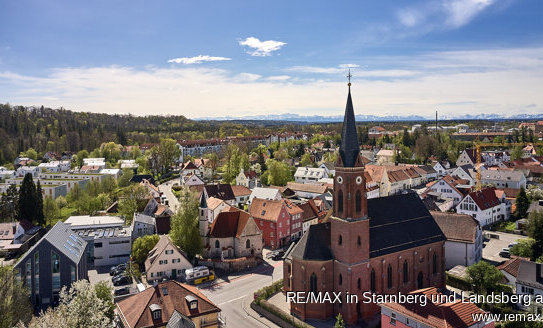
[283,199,304,240]
[376,149,395,164]
[119,159,139,170]
[450,165,476,186]
[182,173,205,187]
[16,166,40,178]
[231,185,251,207]
[431,211,483,269]
[424,175,469,206]
[318,162,335,177]
[497,256,523,288]
[181,161,200,178]
[515,260,543,313]
[249,198,291,249]
[285,182,332,199]
[201,197,229,224]
[248,187,282,204]
[64,215,131,267]
[202,184,236,206]
[283,84,445,324]
[235,168,261,189]
[380,287,494,328]
[200,208,262,259]
[144,235,192,282]
[457,188,507,227]
[294,167,327,184]
[116,280,222,328]
[14,222,88,310]
[480,170,527,189]
[37,160,71,173]
[482,150,510,166]
[131,213,156,240]
[456,149,477,167]
[100,168,122,179]
[194,158,214,180]
[297,200,322,234]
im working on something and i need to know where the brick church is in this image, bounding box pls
[283,81,446,325]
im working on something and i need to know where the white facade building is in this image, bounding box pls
[294,167,327,184]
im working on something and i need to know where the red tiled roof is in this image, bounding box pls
[249,198,284,222]
[183,162,199,170]
[468,187,500,210]
[116,280,220,328]
[381,287,487,328]
[497,256,526,278]
[209,209,251,238]
[283,199,304,216]
[430,211,479,243]
[244,170,259,179]
[231,185,252,197]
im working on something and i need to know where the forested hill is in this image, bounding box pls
[0,104,274,163]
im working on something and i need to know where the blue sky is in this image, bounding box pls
[1,0,542,118]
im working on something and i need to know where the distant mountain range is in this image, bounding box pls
[195,113,543,122]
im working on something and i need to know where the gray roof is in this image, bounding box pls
[15,221,87,267]
[517,260,543,290]
[167,310,196,328]
[339,86,360,168]
[481,170,525,182]
[133,213,156,226]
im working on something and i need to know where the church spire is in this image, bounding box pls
[338,70,360,168]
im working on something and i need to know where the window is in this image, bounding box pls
[357,278,361,290]
[433,253,438,274]
[387,265,393,289]
[370,269,376,293]
[94,242,103,248]
[357,236,361,247]
[390,313,396,326]
[70,265,76,283]
[152,310,162,320]
[25,260,32,291]
[338,235,342,246]
[310,273,317,294]
[246,240,251,249]
[34,252,39,294]
[339,274,342,285]
[51,251,60,291]
[356,190,361,213]
[337,190,343,214]
[403,261,409,283]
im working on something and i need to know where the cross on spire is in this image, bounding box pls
[347,69,352,86]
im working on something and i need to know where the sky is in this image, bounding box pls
[0,0,542,119]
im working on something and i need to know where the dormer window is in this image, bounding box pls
[149,304,162,320]
[186,295,198,310]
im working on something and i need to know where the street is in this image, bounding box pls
[200,258,284,328]
[158,179,181,213]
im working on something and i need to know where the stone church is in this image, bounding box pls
[283,82,446,325]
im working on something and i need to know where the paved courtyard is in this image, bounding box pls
[482,230,528,264]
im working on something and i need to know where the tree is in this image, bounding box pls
[527,212,543,260]
[334,313,346,328]
[118,168,134,187]
[0,184,18,222]
[35,181,45,226]
[466,261,504,295]
[511,146,523,161]
[94,281,114,320]
[17,173,37,223]
[295,143,305,157]
[414,135,439,163]
[510,239,534,259]
[75,149,89,168]
[402,128,411,147]
[43,196,60,226]
[515,187,530,219]
[300,153,312,167]
[264,159,293,186]
[170,188,202,259]
[118,198,137,224]
[23,148,37,161]
[0,265,33,328]
[132,234,160,266]
[20,280,111,328]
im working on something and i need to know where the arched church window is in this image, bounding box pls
[338,190,343,214]
[356,190,361,213]
[387,265,393,289]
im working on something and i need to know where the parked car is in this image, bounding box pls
[110,263,126,276]
[499,248,511,258]
[113,275,132,286]
[508,242,519,249]
[271,250,285,261]
[114,287,130,296]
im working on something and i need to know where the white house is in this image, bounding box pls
[294,167,327,184]
[180,162,200,178]
[376,149,395,164]
[482,151,510,166]
[480,170,527,189]
[145,235,192,282]
[203,197,230,224]
[318,162,335,177]
[181,173,205,187]
[248,187,282,204]
[235,168,261,189]
[131,213,156,240]
[99,168,122,179]
[64,215,131,267]
[424,175,467,206]
[450,165,476,186]
[38,160,71,173]
[456,149,477,167]
[16,166,40,178]
[431,212,483,269]
[515,260,543,313]
[432,161,447,177]
[457,188,508,227]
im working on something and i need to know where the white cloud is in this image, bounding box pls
[396,0,496,30]
[286,66,418,78]
[1,47,542,119]
[239,37,286,56]
[167,55,231,64]
[339,64,360,68]
[267,75,291,81]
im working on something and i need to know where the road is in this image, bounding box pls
[200,259,284,328]
[158,179,180,213]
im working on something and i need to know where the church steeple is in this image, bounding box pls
[338,70,361,168]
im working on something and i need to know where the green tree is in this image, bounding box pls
[295,143,305,157]
[35,180,45,226]
[132,234,160,266]
[0,184,18,221]
[118,198,137,224]
[527,212,543,260]
[300,153,312,167]
[17,173,37,223]
[94,281,114,320]
[515,187,530,219]
[402,128,411,147]
[510,239,534,259]
[466,261,504,295]
[43,196,60,226]
[334,313,346,328]
[170,188,202,259]
[511,146,524,161]
[118,169,134,187]
[265,159,293,186]
[23,148,38,161]
[76,149,89,168]
[0,265,33,328]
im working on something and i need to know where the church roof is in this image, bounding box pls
[338,86,360,168]
[288,193,445,261]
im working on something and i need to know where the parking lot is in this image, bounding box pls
[88,265,138,296]
[482,230,528,263]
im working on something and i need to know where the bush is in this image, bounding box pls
[253,279,283,304]
[446,272,472,291]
